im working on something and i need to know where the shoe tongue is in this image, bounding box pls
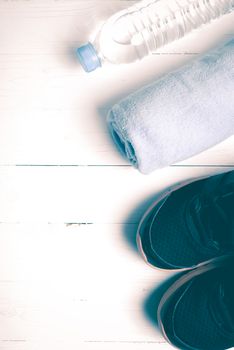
[187,188,234,253]
[188,171,234,252]
[211,190,234,246]
[202,171,234,195]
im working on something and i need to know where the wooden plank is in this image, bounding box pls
[0,165,231,223]
[0,222,169,350]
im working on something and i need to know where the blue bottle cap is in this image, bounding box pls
[76,43,101,72]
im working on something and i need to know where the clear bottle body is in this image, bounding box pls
[77,0,234,71]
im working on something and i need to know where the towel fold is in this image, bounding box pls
[107,38,234,174]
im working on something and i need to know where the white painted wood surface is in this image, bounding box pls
[0,1,233,349]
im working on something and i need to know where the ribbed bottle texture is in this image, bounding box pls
[77,0,233,72]
[118,0,233,51]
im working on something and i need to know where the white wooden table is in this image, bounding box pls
[0,1,233,349]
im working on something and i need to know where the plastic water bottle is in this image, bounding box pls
[77,0,233,72]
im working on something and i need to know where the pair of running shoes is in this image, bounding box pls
[137,170,234,350]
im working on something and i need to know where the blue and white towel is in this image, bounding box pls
[107,38,234,174]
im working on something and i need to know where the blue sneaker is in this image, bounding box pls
[137,171,234,270]
[157,255,234,350]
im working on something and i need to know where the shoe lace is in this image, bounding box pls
[188,186,234,252]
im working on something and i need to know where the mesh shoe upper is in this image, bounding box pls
[162,265,234,350]
[140,171,234,269]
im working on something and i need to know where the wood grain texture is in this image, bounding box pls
[0,165,231,224]
[0,1,233,349]
[0,223,169,350]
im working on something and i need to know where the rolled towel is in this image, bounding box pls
[107,38,234,174]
